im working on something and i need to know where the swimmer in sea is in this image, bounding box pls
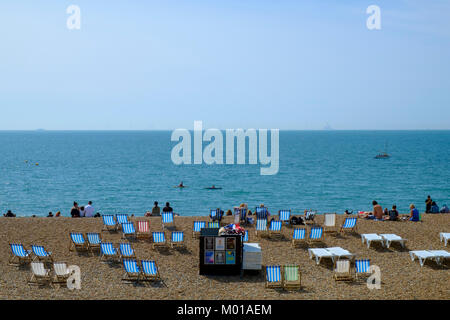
[178,181,184,188]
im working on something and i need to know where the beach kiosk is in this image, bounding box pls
[199,228,242,275]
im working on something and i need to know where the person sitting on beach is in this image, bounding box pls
[210,208,224,222]
[387,205,399,221]
[55,211,61,217]
[84,201,95,217]
[152,201,161,216]
[430,201,439,214]
[440,204,449,213]
[70,202,80,218]
[425,195,433,213]
[259,204,270,219]
[372,201,384,220]
[383,208,389,216]
[47,212,53,217]
[79,206,85,217]
[344,210,353,215]
[4,210,16,217]
[94,212,101,217]
[163,202,173,213]
[408,204,420,221]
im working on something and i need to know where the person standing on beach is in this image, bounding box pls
[152,201,161,216]
[163,202,173,213]
[70,202,80,218]
[84,201,95,217]
[425,195,433,213]
[372,201,383,220]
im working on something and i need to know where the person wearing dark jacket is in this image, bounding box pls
[70,202,80,217]
[4,210,16,217]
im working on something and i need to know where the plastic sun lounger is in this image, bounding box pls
[162,212,175,229]
[255,219,268,237]
[29,262,52,287]
[121,222,136,239]
[380,234,407,248]
[152,232,167,249]
[355,259,371,280]
[69,233,89,252]
[308,227,324,244]
[340,217,357,233]
[361,234,385,249]
[136,220,151,239]
[31,245,53,262]
[86,232,102,254]
[141,260,161,282]
[334,260,353,281]
[279,210,291,224]
[53,262,71,286]
[102,214,118,232]
[119,243,136,260]
[308,248,335,265]
[283,265,301,290]
[170,231,185,248]
[269,220,282,239]
[100,242,120,262]
[440,233,450,247]
[265,265,283,289]
[9,243,32,266]
[427,250,450,265]
[326,247,355,262]
[409,250,440,267]
[292,228,306,247]
[193,221,206,238]
[324,213,337,233]
[122,259,141,283]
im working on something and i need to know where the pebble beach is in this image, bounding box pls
[1,214,449,300]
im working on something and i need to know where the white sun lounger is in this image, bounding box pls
[440,233,450,246]
[380,234,407,248]
[409,250,450,267]
[361,234,384,249]
[326,247,355,261]
[308,248,334,265]
[428,250,450,265]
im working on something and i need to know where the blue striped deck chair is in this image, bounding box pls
[152,232,167,249]
[279,210,291,225]
[9,243,32,265]
[269,220,282,239]
[255,219,268,237]
[116,214,129,225]
[122,259,141,283]
[161,212,175,229]
[31,245,53,262]
[141,260,161,282]
[86,232,102,253]
[210,209,220,222]
[340,217,357,234]
[256,207,268,220]
[355,259,371,280]
[119,242,136,260]
[265,265,283,289]
[292,228,307,247]
[170,231,185,248]
[240,208,248,224]
[308,227,324,244]
[208,221,219,229]
[69,232,88,252]
[121,222,136,239]
[192,221,206,238]
[102,214,117,232]
[242,230,249,242]
[100,242,120,262]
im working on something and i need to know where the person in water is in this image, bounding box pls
[178,181,184,187]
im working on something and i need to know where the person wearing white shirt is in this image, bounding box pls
[84,201,95,217]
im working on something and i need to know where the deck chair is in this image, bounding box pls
[193,221,206,239]
[9,243,32,266]
[265,265,283,289]
[102,214,117,232]
[141,260,161,282]
[210,209,221,222]
[255,219,268,237]
[208,221,220,229]
[152,232,167,249]
[340,217,357,233]
[29,262,52,287]
[119,242,136,260]
[303,210,316,224]
[380,234,406,248]
[268,220,282,239]
[122,259,141,283]
[334,259,353,281]
[323,213,337,233]
[69,232,88,252]
[86,232,102,254]
[162,212,175,229]
[279,210,291,225]
[308,227,324,244]
[116,214,130,226]
[242,230,249,242]
[239,208,248,224]
[170,231,185,248]
[53,262,71,286]
[283,265,301,290]
[292,228,307,247]
[355,259,371,280]
[136,220,151,240]
[256,207,268,220]
[100,242,120,262]
[31,245,53,262]
[361,234,384,249]
[440,233,450,247]
[121,222,136,239]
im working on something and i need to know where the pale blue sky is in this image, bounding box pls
[0,0,449,130]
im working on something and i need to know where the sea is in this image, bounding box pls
[0,130,449,217]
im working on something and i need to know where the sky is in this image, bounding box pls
[0,0,449,130]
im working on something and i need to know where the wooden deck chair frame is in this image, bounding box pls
[119,242,137,260]
[192,221,206,239]
[86,232,102,254]
[308,226,324,245]
[102,214,118,232]
[152,232,167,249]
[31,245,54,263]
[9,243,32,266]
[100,243,120,263]
[323,213,337,234]
[29,262,53,287]
[255,219,268,238]
[161,212,175,230]
[122,259,141,283]
[170,231,186,248]
[136,220,151,240]
[141,260,162,282]
[69,233,89,252]
[52,262,71,286]
[268,220,283,239]
[340,217,358,234]
[334,259,354,281]
[121,222,137,240]
[283,265,301,290]
[355,259,371,281]
[265,265,283,289]
[291,228,307,248]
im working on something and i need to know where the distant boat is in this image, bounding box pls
[374,142,390,159]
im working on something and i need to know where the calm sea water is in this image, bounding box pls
[0,131,449,217]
